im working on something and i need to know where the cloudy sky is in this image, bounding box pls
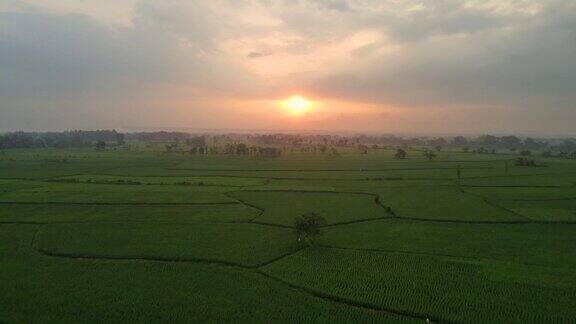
[1,0,575,135]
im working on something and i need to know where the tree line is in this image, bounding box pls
[0,130,124,149]
[2,131,576,158]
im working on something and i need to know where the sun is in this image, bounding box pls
[281,95,312,116]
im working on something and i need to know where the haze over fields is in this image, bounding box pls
[1,0,576,134]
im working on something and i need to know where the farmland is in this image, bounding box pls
[1,146,576,323]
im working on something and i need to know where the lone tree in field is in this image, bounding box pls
[394,148,407,160]
[294,213,326,245]
[423,150,436,160]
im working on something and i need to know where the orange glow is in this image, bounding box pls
[281,95,312,116]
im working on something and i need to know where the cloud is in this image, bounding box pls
[247,51,272,58]
[310,1,576,111]
[0,0,575,134]
[0,3,264,130]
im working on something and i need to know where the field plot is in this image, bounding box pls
[496,199,576,221]
[462,173,576,187]
[161,168,468,180]
[229,190,388,226]
[35,222,298,267]
[0,203,258,223]
[1,148,576,323]
[262,248,576,323]
[464,187,576,201]
[320,219,576,268]
[464,187,576,221]
[55,174,269,187]
[375,186,523,221]
[0,182,235,204]
[1,225,412,323]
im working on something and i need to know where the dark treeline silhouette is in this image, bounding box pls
[0,130,124,149]
[2,131,576,159]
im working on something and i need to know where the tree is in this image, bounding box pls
[523,137,538,149]
[294,213,326,245]
[423,150,436,160]
[115,132,125,146]
[515,157,536,167]
[501,135,521,149]
[453,136,468,146]
[394,148,407,160]
[95,140,106,151]
[520,150,531,156]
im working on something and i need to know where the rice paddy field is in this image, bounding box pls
[1,147,576,323]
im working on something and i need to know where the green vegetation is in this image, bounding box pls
[294,213,326,245]
[1,138,576,322]
[375,186,523,221]
[229,190,388,226]
[262,248,576,323]
[36,222,299,267]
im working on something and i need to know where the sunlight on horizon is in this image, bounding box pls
[280,95,312,117]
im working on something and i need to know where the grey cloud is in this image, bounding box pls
[0,4,262,130]
[1,0,575,133]
[311,1,576,112]
[247,51,272,58]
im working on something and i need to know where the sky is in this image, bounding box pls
[1,0,575,135]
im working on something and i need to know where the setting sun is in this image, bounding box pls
[281,96,312,116]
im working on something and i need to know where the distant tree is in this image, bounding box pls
[501,135,521,149]
[456,164,462,180]
[520,150,531,156]
[115,132,125,146]
[95,141,106,151]
[394,148,407,160]
[523,137,538,149]
[514,157,536,167]
[453,136,468,146]
[165,144,178,153]
[294,213,326,245]
[559,139,576,152]
[423,150,436,161]
[477,135,499,146]
[435,145,442,152]
[542,151,552,158]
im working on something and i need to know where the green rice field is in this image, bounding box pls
[1,147,576,323]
